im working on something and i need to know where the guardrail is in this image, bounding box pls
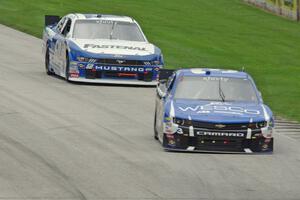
[244,0,300,21]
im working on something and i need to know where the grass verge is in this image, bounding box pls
[0,0,299,121]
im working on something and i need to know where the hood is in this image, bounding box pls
[69,39,156,56]
[170,99,272,124]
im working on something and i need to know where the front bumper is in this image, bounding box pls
[68,61,161,85]
[162,133,274,153]
[68,77,158,86]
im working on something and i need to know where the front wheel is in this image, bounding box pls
[154,109,159,140]
[65,53,70,82]
[45,48,53,75]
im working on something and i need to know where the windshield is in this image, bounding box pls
[73,20,146,42]
[174,76,258,102]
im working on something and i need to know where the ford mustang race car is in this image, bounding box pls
[154,68,274,153]
[42,13,163,85]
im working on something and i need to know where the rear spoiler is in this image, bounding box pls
[45,15,61,26]
[158,69,175,82]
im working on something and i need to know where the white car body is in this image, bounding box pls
[43,13,164,85]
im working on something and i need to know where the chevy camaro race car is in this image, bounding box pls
[154,68,274,153]
[42,13,163,85]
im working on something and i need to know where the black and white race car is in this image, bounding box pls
[42,13,164,85]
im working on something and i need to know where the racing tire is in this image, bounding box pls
[154,110,159,140]
[45,48,53,75]
[65,53,70,82]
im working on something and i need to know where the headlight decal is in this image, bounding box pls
[261,126,273,138]
[163,116,178,134]
[173,118,192,126]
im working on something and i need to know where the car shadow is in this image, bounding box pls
[163,149,273,155]
[48,74,156,88]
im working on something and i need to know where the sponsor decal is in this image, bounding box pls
[196,131,245,137]
[88,59,97,63]
[69,69,79,73]
[203,77,229,82]
[95,66,152,72]
[86,64,94,69]
[265,138,271,143]
[166,134,176,146]
[113,54,124,58]
[262,144,269,151]
[70,61,78,65]
[84,44,146,51]
[215,124,226,128]
[116,60,125,64]
[70,73,79,78]
[96,20,114,24]
[164,117,172,122]
[78,64,85,69]
[176,128,184,134]
[69,65,78,71]
[178,102,260,115]
[168,140,176,146]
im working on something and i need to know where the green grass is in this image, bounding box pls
[0,0,299,121]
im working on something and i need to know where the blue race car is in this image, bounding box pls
[42,14,163,85]
[154,68,274,153]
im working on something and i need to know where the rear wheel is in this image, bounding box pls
[45,48,53,75]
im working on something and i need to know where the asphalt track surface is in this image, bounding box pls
[0,24,300,200]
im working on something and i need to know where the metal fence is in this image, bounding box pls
[244,0,300,21]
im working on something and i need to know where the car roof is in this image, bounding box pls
[176,68,249,79]
[67,13,135,23]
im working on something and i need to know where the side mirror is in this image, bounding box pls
[157,82,167,99]
[45,15,61,26]
[158,69,175,82]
